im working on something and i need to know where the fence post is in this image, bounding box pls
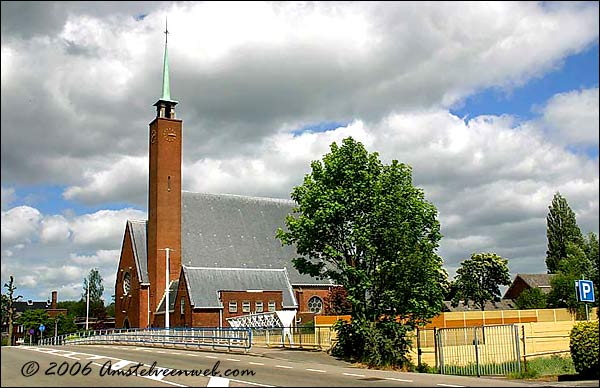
[514,324,521,375]
[433,327,439,372]
[521,325,527,372]
[474,327,480,377]
[416,327,422,367]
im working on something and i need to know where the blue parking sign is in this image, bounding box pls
[577,280,595,302]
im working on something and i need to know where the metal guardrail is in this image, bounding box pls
[38,327,252,351]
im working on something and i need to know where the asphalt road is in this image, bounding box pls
[0,344,591,387]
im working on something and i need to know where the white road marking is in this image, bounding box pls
[110,360,135,370]
[169,352,181,355]
[226,358,240,362]
[86,355,106,360]
[385,377,413,382]
[187,354,198,357]
[275,365,293,369]
[437,384,464,387]
[207,376,230,387]
[306,368,326,373]
[205,355,218,359]
[343,372,366,377]
[248,362,264,366]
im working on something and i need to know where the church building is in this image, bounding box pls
[114,27,333,329]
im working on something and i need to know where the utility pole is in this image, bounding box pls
[159,248,173,329]
[85,278,90,331]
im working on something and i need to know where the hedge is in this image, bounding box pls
[569,320,599,378]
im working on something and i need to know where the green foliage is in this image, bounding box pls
[525,355,575,377]
[416,362,436,373]
[451,252,511,311]
[514,287,547,310]
[547,243,592,317]
[569,321,599,378]
[82,268,106,319]
[277,137,447,367]
[324,286,352,315]
[546,192,584,274]
[277,137,448,326]
[54,313,79,336]
[331,318,413,368]
[56,300,86,318]
[16,309,52,342]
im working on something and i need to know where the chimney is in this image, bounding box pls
[51,290,58,309]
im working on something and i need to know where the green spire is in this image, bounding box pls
[161,18,171,101]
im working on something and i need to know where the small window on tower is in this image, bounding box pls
[229,301,238,313]
[168,176,171,191]
[180,298,185,315]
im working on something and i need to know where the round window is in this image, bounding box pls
[123,272,131,295]
[307,296,323,314]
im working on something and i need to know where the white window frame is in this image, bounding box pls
[242,301,251,313]
[268,300,276,312]
[180,297,185,315]
[255,301,264,313]
[229,301,238,313]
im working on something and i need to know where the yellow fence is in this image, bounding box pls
[310,309,598,367]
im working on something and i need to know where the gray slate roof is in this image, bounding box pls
[156,280,179,313]
[180,191,331,285]
[182,266,297,309]
[128,220,149,284]
[503,273,556,299]
[443,299,517,312]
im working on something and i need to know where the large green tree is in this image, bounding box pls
[82,268,106,319]
[547,242,592,318]
[16,309,52,344]
[514,288,547,310]
[277,137,447,367]
[451,252,512,311]
[546,192,584,273]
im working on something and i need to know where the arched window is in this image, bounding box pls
[307,296,323,314]
[123,272,131,295]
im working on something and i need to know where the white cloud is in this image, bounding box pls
[40,214,71,244]
[541,87,599,148]
[69,208,146,248]
[63,156,148,206]
[1,206,42,246]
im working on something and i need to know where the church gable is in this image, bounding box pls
[181,191,332,286]
[128,220,149,284]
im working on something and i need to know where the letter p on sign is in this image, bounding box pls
[578,280,595,302]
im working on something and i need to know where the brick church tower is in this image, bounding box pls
[147,22,182,324]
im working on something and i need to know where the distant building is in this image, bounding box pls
[503,273,556,300]
[2,291,68,344]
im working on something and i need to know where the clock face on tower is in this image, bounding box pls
[151,129,157,144]
[163,127,177,142]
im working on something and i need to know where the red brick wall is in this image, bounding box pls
[147,116,183,325]
[115,224,149,329]
[294,286,331,314]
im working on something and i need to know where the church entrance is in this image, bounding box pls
[123,318,130,329]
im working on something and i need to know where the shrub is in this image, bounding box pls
[331,318,413,368]
[569,321,599,378]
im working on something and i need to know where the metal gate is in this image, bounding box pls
[436,324,521,376]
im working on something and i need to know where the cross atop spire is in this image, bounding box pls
[161,16,172,101]
[155,16,178,118]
